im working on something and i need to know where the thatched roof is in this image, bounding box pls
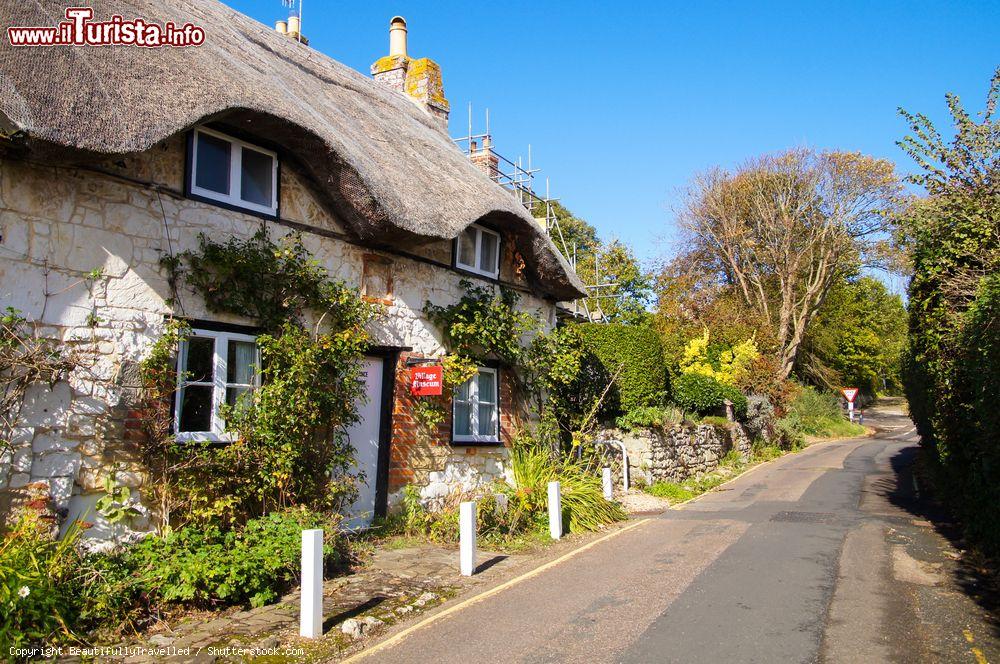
[0,0,585,300]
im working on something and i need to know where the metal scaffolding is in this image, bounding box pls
[452,105,622,322]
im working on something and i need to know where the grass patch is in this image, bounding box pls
[645,482,695,502]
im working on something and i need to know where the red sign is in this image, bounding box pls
[841,387,859,403]
[410,366,443,396]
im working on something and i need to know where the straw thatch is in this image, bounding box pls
[0,0,586,300]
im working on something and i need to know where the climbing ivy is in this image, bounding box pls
[149,229,379,525]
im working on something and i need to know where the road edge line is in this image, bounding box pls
[341,517,652,662]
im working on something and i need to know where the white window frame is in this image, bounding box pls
[174,328,260,442]
[189,126,279,217]
[455,224,501,279]
[452,367,500,443]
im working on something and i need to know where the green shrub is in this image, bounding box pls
[615,405,684,431]
[0,512,82,651]
[780,385,864,439]
[126,509,345,609]
[698,415,732,428]
[673,373,747,416]
[576,323,667,415]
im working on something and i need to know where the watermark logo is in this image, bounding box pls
[7,7,204,47]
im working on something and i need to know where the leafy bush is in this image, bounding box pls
[615,406,684,432]
[576,323,667,415]
[673,373,747,416]
[1,512,82,651]
[679,329,759,386]
[126,509,345,609]
[779,385,863,439]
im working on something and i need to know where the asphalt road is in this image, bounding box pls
[361,403,1000,663]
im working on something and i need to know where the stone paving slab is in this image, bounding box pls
[94,543,524,663]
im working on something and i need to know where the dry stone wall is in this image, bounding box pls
[598,423,752,486]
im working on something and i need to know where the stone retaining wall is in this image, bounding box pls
[597,422,752,486]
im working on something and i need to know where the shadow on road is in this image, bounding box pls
[884,444,1000,637]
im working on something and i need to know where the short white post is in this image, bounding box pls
[460,501,477,576]
[602,467,614,500]
[300,529,323,639]
[548,480,562,540]
[848,400,855,423]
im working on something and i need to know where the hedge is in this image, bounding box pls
[672,372,747,416]
[576,323,667,415]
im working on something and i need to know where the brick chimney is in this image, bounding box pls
[371,16,450,130]
[470,137,499,180]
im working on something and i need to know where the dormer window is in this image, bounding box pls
[455,224,501,279]
[188,127,278,217]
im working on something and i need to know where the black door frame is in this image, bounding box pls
[366,346,407,519]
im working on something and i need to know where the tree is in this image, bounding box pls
[676,149,903,378]
[536,201,653,323]
[798,276,907,395]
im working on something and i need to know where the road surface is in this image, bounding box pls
[360,403,1000,663]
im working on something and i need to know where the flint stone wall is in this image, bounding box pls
[597,422,752,486]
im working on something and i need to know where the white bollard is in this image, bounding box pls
[460,501,477,576]
[548,480,562,540]
[300,529,323,639]
[602,467,614,500]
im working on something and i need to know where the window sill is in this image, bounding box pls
[454,264,500,280]
[175,432,234,444]
[450,438,503,447]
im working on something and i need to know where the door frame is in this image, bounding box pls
[367,346,406,519]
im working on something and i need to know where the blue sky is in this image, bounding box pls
[224,0,998,273]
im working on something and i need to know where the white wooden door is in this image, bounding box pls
[344,357,383,529]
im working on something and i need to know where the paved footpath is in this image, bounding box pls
[352,404,1000,664]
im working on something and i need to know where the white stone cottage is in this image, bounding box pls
[0,0,585,539]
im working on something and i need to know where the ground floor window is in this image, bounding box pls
[175,328,259,441]
[453,367,499,443]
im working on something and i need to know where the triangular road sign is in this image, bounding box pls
[842,387,859,403]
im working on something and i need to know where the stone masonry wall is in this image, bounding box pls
[598,423,752,486]
[0,134,554,539]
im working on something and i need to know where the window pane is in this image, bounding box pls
[184,337,215,382]
[227,341,257,384]
[478,371,496,403]
[240,147,274,207]
[477,403,496,437]
[455,378,471,401]
[454,402,472,436]
[226,385,250,407]
[458,228,476,267]
[479,231,498,274]
[179,385,213,432]
[195,133,231,194]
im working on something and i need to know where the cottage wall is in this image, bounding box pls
[0,135,555,537]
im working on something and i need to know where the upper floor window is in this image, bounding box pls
[455,224,500,279]
[189,127,278,217]
[453,367,499,444]
[175,328,260,442]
